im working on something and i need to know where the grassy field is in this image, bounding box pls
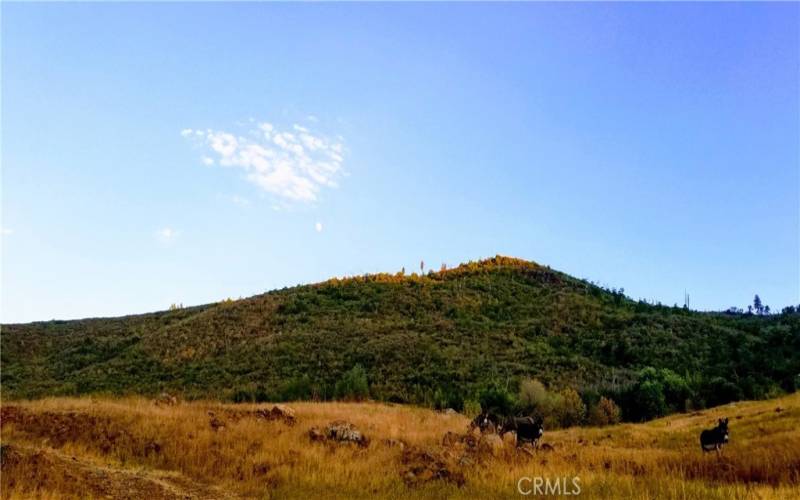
[1,393,798,499]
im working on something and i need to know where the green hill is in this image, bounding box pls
[2,256,798,420]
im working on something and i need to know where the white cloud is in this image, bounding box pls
[208,132,238,158]
[258,122,274,138]
[1,227,12,236]
[315,222,323,233]
[182,120,345,203]
[180,128,193,138]
[156,227,177,242]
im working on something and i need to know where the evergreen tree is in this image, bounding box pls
[754,295,763,315]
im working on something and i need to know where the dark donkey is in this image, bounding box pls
[499,416,544,447]
[468,411,503,434]
[700,418,730,455]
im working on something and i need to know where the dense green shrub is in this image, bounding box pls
[278,375,315,401]
[518,378,548,413]
[660,369,692,412]
[554,387,587,427]
[334,364,370,401]
[703,376,743,408]
[479,383,517,416]
[232,388,255,403]
[633,380,668,421]
[463,399,482,418]
[432,386,464,411]
[616,367,694,420]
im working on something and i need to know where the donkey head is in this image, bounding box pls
[718,418,729,442]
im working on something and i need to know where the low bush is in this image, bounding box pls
[334,364,370,401]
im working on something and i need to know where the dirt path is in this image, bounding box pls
[1,443,240,500]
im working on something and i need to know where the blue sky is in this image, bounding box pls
[2,2,798,323]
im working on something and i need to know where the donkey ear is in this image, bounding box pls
[724,417,729,424]
[718,418,723,425]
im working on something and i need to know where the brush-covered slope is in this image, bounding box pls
[2,256,798,403]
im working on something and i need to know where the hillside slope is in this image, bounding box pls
[2,257,798,409]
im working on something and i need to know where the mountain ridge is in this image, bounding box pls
[2,256,798,421]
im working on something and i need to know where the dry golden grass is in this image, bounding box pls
[1,393,799,499]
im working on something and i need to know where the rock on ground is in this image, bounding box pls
[400,446,466,488]
[255,405,297,425]
[308,421,369,448]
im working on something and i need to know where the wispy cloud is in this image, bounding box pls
[156,227,177,243]
[315,222,323,233]
[231,195,250,207]
[181,120,345,204]
[1,227,12,236]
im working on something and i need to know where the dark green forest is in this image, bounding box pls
[2,256,798,423]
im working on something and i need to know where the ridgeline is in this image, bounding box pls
[2,256,798,420]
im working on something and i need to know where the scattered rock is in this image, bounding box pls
[460,433,479,450]
[400,446,465,488]
[326,421,369,447]
[775,407,784,413]
[308,427,326,443]
[539,443,555,452]
[437,429,506,468]
[444,408,458,415]
[478,434,505,456]
[308,421,369,447]
[270,405,297,423]
[219,404,296,426]
[255,405,297,426]
[441,431,478,451]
